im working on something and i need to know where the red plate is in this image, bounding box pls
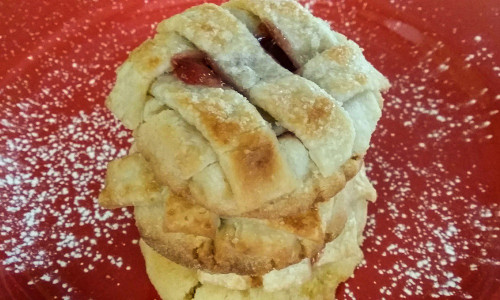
[1,0,499,299]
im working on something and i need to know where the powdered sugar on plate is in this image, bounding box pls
[0,102,137,294]
[1,0,499,298]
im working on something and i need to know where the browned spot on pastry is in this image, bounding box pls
[342,156,363,181]
[325,45,353,65]
[237,157,362,219]
[163,193,220,239]
[315,157,362,202]
[270,259,277,269]
[140,235,213,271]
[250,276,263,288]
[273,209,323,242]
[289,96,333,138]
[308,97,332,124]
[299,238,324,258]
[99,153,161,208]
[146,56,161,71]
[355,73,368,85]
[231,131,276,183]
[129,39,161,73]
[310,238,331,265]
[196,239,216,267]
[196,101,244,146]
[200,22,216,32]
[281,210,318,232]
[213,219,303,275]
[242,190,317,219]
[187,283,202,299]
[316,170,346,202]
[209,119,243,146]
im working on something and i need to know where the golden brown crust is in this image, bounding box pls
[248,75,355,176]
[98,153,161,208]
[136,202,310,276]
[100,0,386,282]
[219,129,297,212]
[150,75,298,215]
[135,203,217,271]
[301,41,391,103]
[106,33,195,129]
[223,0,346,67]
[131,162,365,277]
[135,110,217,192]
[268,209,323,243]
[214,218,304,275]
[243,156,362,219]
[159,4,356,177]
[111,156,373,278]
[139,206,367,298]
[317,155,362,201]
[163,192,220,239]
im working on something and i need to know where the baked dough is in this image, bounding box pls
[99,0,388,297]
[139,198,368,299]
[224,0,390,155]
[125,165,373,277]
[158,4,355,176]
[138,167,375,298]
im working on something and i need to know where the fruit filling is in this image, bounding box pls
[171,51,227,88]
[255,22,298,72]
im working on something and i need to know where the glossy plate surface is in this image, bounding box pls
[1,0,499,299]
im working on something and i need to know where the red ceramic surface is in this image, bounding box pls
[1,0,499,299]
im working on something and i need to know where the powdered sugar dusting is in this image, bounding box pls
[0,0,194,297]
[300,0,500,299]
[0,102,136,292]
[1,0,499,298]
[329,0,500,297]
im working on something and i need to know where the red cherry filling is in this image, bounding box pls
[256,22,298,73]
[171,21,298,88]
[171,51,226,88]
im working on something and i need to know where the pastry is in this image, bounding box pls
[99,0,389,298]
[139,169,375,299]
